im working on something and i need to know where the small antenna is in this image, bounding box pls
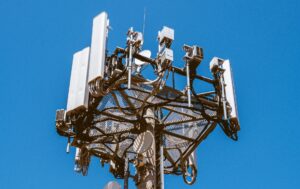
[142,7,147,39]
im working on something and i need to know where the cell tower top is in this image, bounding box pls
[55,11,240,189]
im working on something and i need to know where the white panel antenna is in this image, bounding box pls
[88,12,109,83]
[66,47,90,113]
[223,60,239,121]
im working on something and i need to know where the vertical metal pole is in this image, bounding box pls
[128,27,133,89]
[186,61,192,107]
[186,61,195,172]
[172,68,175,89]
[66,137,70,153]
[124,157,129,189]
[154,129,162,189]
[158,108,164,189]
[137,108,163,189]
[156,108,164,189]
[160,139,164,189]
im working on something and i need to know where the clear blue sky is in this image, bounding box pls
[0,0,299,189]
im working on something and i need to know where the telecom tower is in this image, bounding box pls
[55,12,240,189]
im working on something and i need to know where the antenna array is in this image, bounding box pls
[55,11,240,189]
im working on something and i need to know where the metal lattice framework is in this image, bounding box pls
[55,11,240,189]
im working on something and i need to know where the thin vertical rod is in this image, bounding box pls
[128,28,133,89]
[66,137,70,153]
[124,157,129,189]
[158,108,164,189]
[160,138,164,189]
[186,61,192,107]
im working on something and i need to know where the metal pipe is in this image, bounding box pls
[124,157,129,189]
[196,91,216,97]
[163,130,195,142]
[160,143,164,189]
[172,66,215,84]
[66,137,70,153]
[128,45,132,89]
[128,27,133,89]
[125,52,215,85]
[186,61,192,107]
[133,52,156,65]
[158,109,164,189]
